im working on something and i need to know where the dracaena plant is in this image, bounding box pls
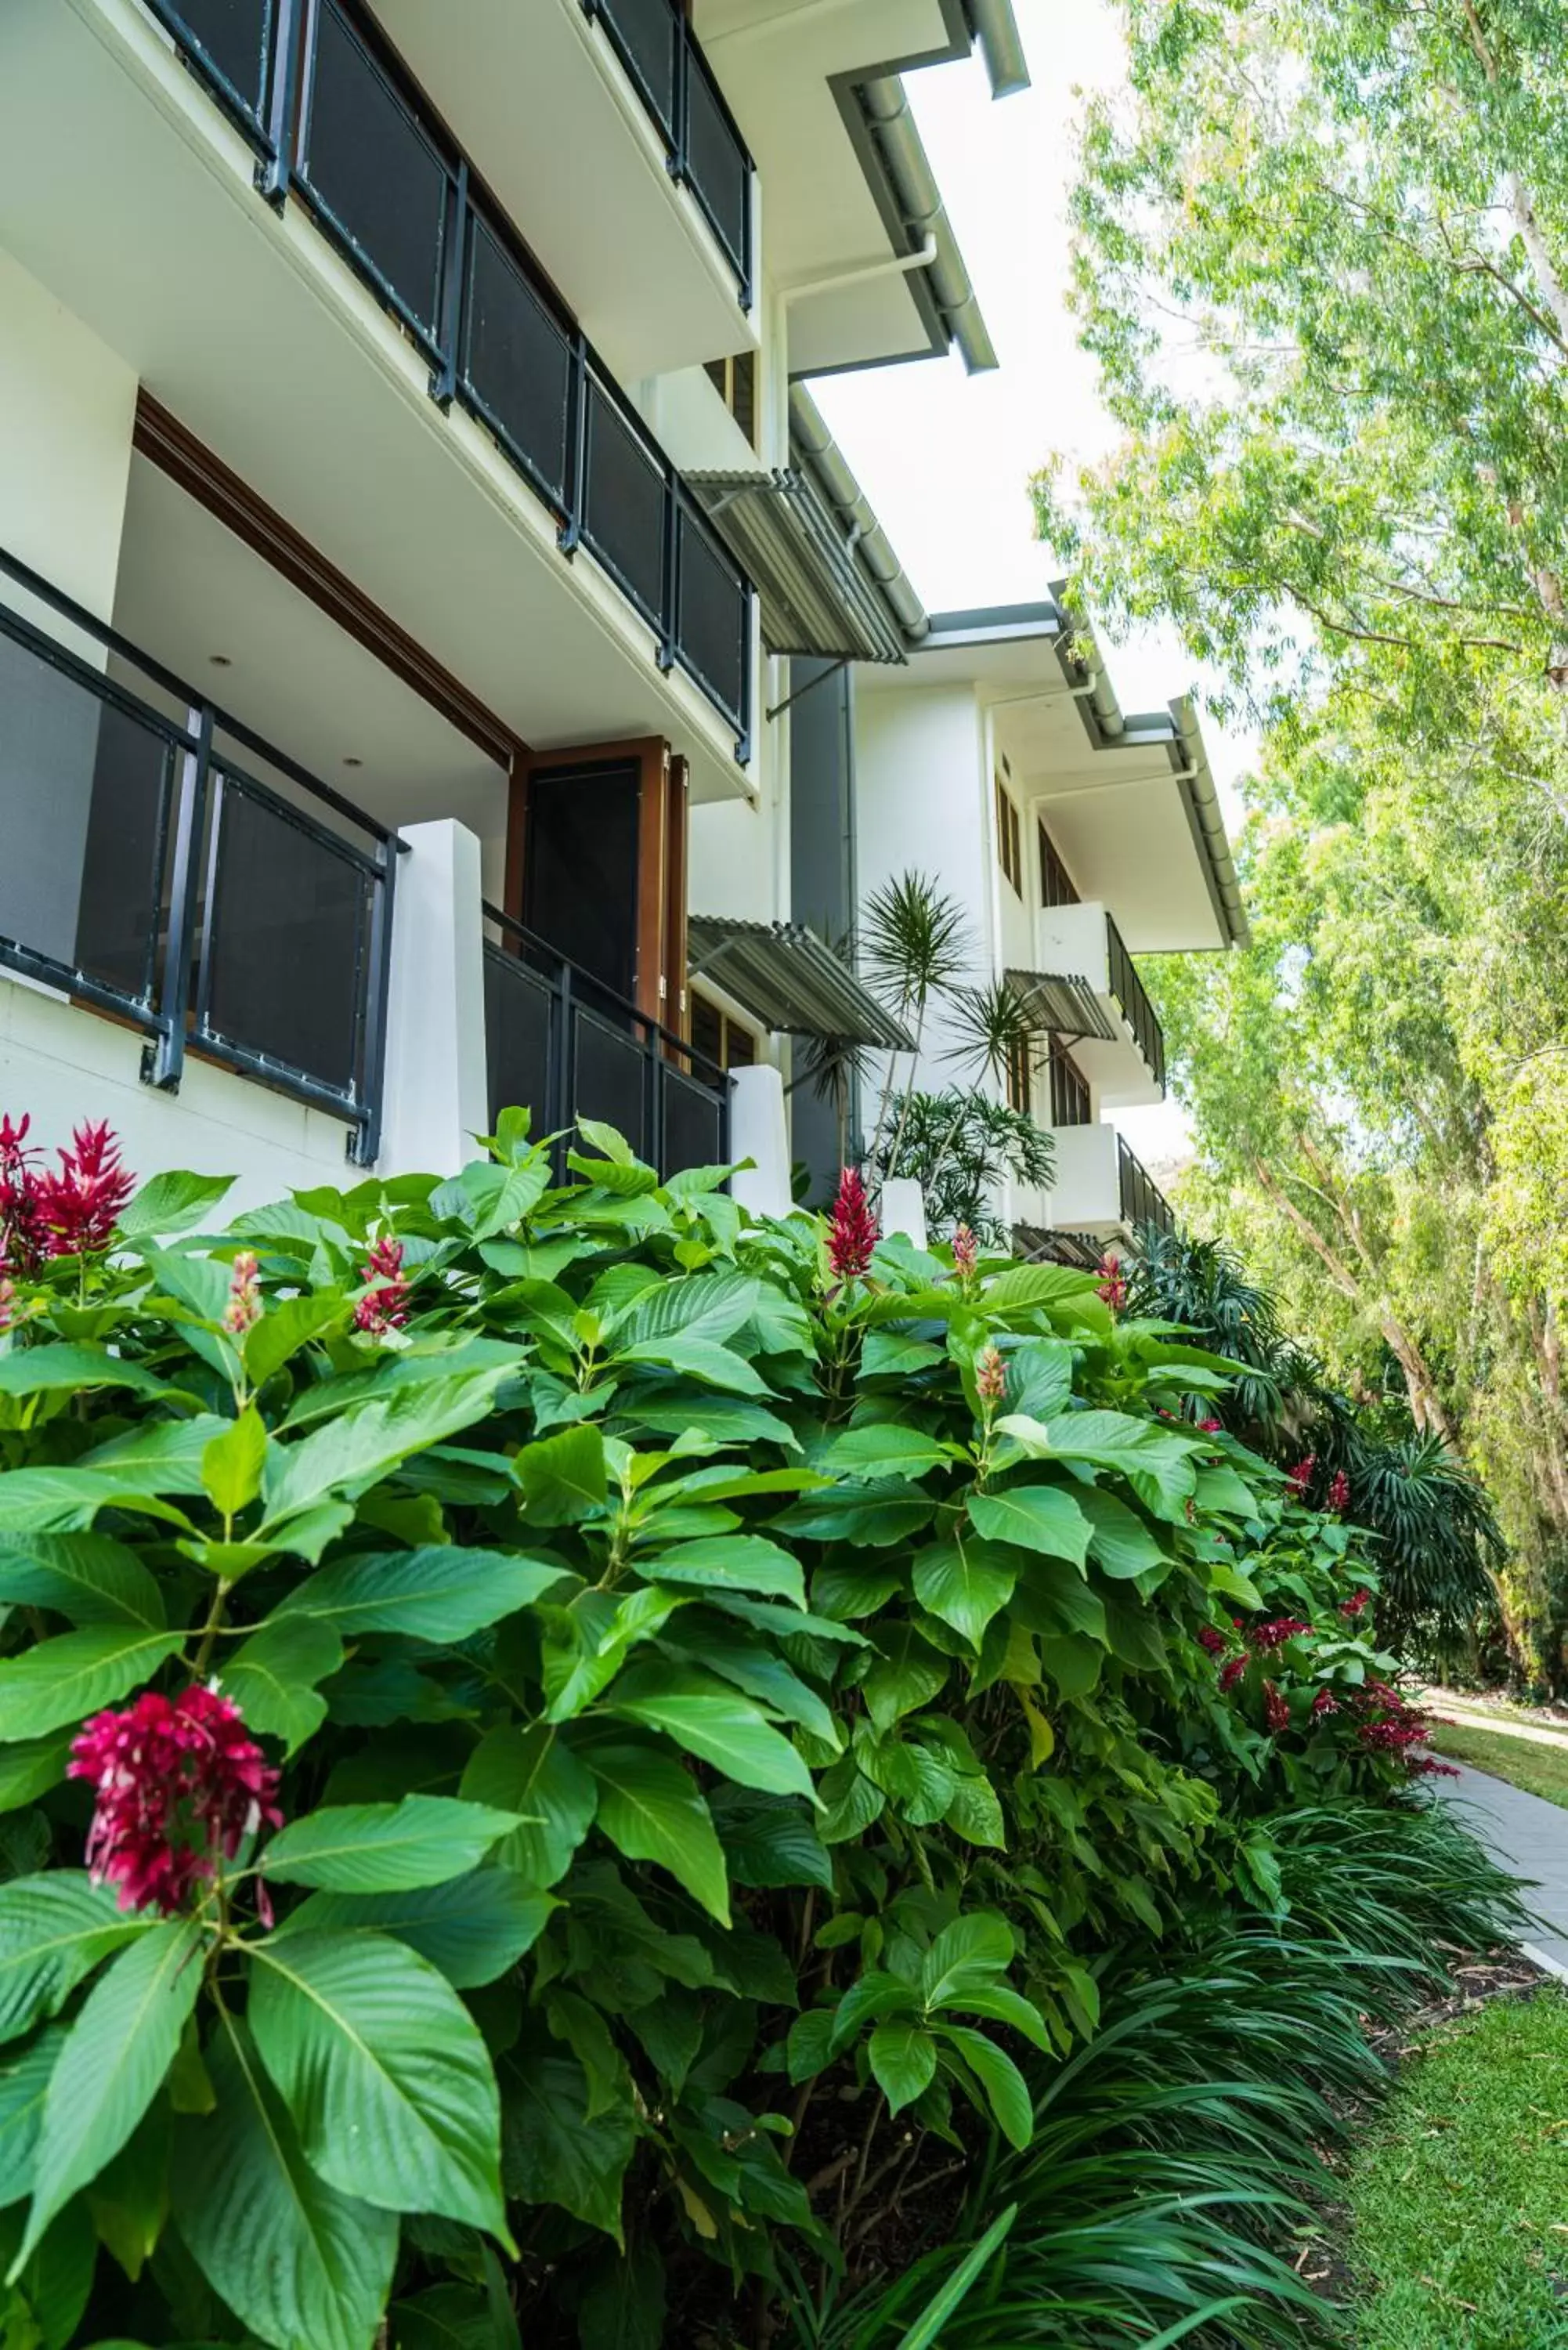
[0,1104,1411,2350]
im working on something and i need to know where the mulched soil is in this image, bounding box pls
[1292,1948,1548,2305]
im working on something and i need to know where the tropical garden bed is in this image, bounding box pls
[0,1109,1532,2348]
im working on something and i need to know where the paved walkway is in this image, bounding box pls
[1436,1765,1568,1980]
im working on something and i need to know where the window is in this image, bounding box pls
[1039,820,1079,909]
[1049,1042,1091,1127]
[704,351,757,448]
[692,989,757,1072]
[1005,1036,1032,1116]
[995,775,1023,897]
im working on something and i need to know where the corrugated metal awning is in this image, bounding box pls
[685,469,909,664]
[1005,968,1118,1043]
[689,915,915,1049]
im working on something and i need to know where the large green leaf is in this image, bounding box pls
[248,1930,508,2237]
[825,1425,951,1483]
[0,2026,65,2210]
[515,1426,607,1527]
[0,1878,147,2046]
[78,1415,231,1498]
[911,1538,1017,1646]
[0,1347,171,1401]
[15,1918,204,2267]
[580,1737,729,1923]
[500,2039,634,2244]
[869,2019,937,2113]
[0,1535,166,1628]
[966,1484,1092,1567]
[603,1666,816,1801]
[460,1726,597,1888]
[862,1627,948,1733]
[999,1410,1201,1519]
[641,1535,804,1607]
[174,2012,397,2350]
[618,1273,757,1350]
[262,1371,511,1527]
[276,1548,565,1643]
[710,1789,833,1892]
[1075,1487,1169,1578]
[0,1470,191,1536]
[244,1293,351,1391]
[0,2195,96,2350]
[0,1737,70,1817]
[615,1336,768,1394]
[940,2023,1033,2149]
[117,1170,235,1239]
[981,1263,1100,1314]
[222,1618,345,1756]
[919,1914,1013,2008]
[274,1873,554,1989]
[0,1629,183,1742]
[262,1799,523,1893]
[201,1408,267,1521]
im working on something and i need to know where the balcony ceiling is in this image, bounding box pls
[697,0,974,375]
[859,629,1234,954]
[0,0,749,805]
[371,0,750,380]
[111,457,508,844]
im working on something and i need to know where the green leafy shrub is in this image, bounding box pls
[0,1112,1435,2346]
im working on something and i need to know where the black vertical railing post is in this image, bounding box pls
[144,703,211,1094]
[553,961,574,1179]
[258,0,306,206]
[558,337,590,555]
[352,839,398,1166]
[657,475,679,674]
[647,1021,665,1177]
[670,9,690,186]
[429,158,468,410]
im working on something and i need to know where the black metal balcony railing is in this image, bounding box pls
[1104,911,1166,1091]
[586,0,754,308]
[483,906,730,1180]
[0,548,397,1163]
[1118,1135,1175,1238]
[142,0,754,756]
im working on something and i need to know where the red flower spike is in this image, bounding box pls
[1407,1756,1461,1778]
[1339,1587,1370,1618]
[0,1113,46,1278]
[1198,1417,1223,1435]
[69,1684,283,1916]
[1246,1616,1314,1652]
[0,1278,13,1335]
[827,1169,878,1283]
[1285,1455,1317,1499]
[1096,1251,1129,1312]
[975,1344,1006,1406]
[1219,1654,1248,1692]
[1310,1687,1340,1718]
[355,1233,410,1336]
[1197,1625,1228,1656]
[951,1224,978,1280]
[224,1250,262,1337]
[34,1121,134,1259]
[1263,1680,1290,1735]
[1327,1468,1351,1513]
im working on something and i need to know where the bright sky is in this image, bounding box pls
[811,0,1256,1170]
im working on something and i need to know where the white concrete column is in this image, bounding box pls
[879,1176,928,1250]
[377,819,489,1179]
[730,1062,791,1220]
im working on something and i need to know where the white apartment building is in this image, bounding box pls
[0,0,1023,1206]
[0,0,1238,1249]
[849,601,1248,1256]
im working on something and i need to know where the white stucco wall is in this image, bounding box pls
[854,681,992,1086]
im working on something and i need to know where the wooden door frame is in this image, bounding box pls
[504,737,678,1026]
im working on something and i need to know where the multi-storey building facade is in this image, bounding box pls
[0,0,1237,1246]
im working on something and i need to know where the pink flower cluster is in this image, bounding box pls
[69,1685,283,1915]
[0,1114,133,1273]
[1340,1586,1371,1618]
[224,1250,262,1337]
[1096,1251,1129,1312]
[1285,1455,1317,1500]
[1327,1468,1352,1513]
[1197,1624,1229,1656]
[1247,1616,1314,1652]
[951,1224,978,1281]
[827,1169,878,1284]
[355,1235,410,1336]
[975,1344,1007,1407]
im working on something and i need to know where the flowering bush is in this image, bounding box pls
[0,1106,1415,2348]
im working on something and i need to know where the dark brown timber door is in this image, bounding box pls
[504,737,685,1025]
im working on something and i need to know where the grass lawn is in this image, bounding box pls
[1428,1719,1568,1811]
[1345,1988,1568,2347]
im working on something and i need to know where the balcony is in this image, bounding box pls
[1017,1122,1174,1245]
[484,909,728,1175]
[587,0,753,308]
[0,550,397,1163]
[0,549,730,1186]
[0,0,753,800]
[1008,904,1166,1108]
